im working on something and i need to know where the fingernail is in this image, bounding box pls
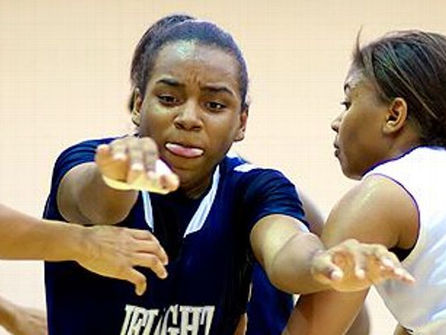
[331,270,343,281]
[97,144,109,151]
[394,268,404,276]
[113,153,127,161]
[382,258,393,267]
[131,162,144,171]
[356,269,366,279]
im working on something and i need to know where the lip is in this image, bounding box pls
[333,142,340,157]
[334,148,340,157]
[165,142,204,159]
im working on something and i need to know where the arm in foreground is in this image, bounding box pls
[284,176,418,334]
[57,137,178,226]
[0,203,168,295]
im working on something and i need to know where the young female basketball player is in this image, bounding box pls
[286,30,446,335]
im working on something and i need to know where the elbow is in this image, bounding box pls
[264,252,296,294]
[267,259,321,295]
[80,203,132,225]
[60,198,132,226]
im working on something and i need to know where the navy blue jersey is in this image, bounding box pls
[43,137,306,335]
[247,264,294,335]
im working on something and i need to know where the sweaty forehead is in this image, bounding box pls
[343,66,371,96]
[151,41,240,87]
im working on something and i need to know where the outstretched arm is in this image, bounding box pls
[249,176,413,295]
[284,175,418,334]
[57,137,178,226]
[0,203,169,295]
[250,213,328,294]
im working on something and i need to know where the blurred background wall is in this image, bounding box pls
[1,1,445,333]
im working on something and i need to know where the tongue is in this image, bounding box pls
[166,143,204,158]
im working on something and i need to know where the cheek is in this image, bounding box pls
[139,104,171,136]
[339,108,367,148]
[338,115,362,165]
[207,116,239,150]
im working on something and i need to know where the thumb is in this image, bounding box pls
[312,253,344,282]
[313,264,344,284]
[125,269,147,296]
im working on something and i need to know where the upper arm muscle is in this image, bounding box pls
[322,175,418,249]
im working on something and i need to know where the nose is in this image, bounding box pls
[173,100,203,131]
[331,112,342,133]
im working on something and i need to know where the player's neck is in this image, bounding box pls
[180,174,213,199]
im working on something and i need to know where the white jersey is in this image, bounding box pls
[364,146,446,334]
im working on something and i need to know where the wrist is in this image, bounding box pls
[0,297,19,332]
[64,224,91,265]
[42,222,87,263]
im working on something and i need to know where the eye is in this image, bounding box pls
[206,101,226,112]
[158,95,179,106]
[340,100,351,111]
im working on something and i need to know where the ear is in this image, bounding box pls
[131,88,143,126]
[383,98,408,135]
[234,107,249,142]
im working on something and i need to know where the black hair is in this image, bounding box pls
[128,14,194,111]
[129,14,249,110]
[353,30,446,147]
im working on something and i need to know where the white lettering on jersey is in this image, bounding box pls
[120,304,215,335]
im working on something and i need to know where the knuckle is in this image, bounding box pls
[117,265,129,277]
[136,275,146,285]
[146,255,157,267]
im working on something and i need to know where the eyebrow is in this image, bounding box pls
[155,78,236,97]
[202,84,235,97]
[156,78,184,88]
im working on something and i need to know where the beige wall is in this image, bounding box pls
[1,0,445,333]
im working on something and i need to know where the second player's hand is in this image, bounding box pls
[76,226,169,296]
[311,239,415,292]
[95,136,179,193]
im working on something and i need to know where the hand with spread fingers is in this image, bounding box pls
[311,239,415,292]
[95,136,179,194]
[77,225,169,296]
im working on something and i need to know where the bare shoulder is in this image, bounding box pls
[322,175,418,249]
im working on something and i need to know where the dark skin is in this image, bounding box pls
[283,67,419,335]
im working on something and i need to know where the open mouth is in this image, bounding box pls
[165,142,204,158]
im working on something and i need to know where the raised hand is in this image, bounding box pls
[95,136,179,194]
[311,239,415,292]
[76,225,169,296]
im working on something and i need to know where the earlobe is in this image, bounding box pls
[383,98,408,134]
[131,110,141,126]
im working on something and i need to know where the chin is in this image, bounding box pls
[340,165,362,180]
